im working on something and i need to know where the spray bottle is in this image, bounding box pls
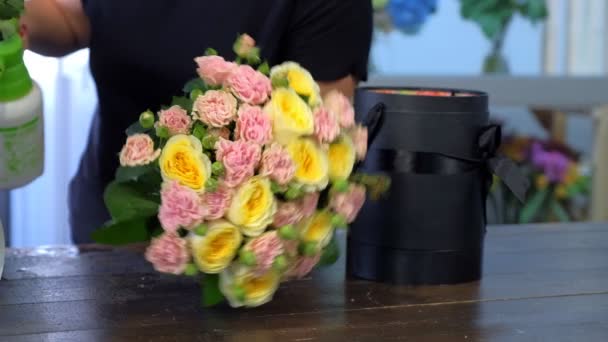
[0,6,44,190]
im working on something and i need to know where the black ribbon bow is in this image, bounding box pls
[478,124,529,203]
[358,104,530,203]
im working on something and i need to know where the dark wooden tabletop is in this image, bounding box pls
[1,223,608,342]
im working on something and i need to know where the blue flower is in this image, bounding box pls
[386,0,438,34]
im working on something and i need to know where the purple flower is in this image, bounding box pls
[530,143,570,183]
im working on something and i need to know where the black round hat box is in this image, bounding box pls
[348,87,491,285]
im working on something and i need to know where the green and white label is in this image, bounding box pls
[0,116,43,187]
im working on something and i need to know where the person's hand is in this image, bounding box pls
[318,75,357,99]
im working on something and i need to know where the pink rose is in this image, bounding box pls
[286,254,321,279]
[158,181,206,232]
[194,55,237,86]
[119,134,160,167]
[330,184,366,223]
[235,34,256,57]
[157,105,192,136]
[207,127,231,140]
[246,231,284,275]
[300,192,320,219]
[225,65,271,105]
[193,90,237,127]
[273,201,304,228]
[259,143,295,185]
[272,192,318,228]
[235,105,272,145]
[313,106,340,144]
[201,184,233,220]
[350,125,368,161]
[144,233,190,275]
[215,138,262,187]
[324,90,355,128]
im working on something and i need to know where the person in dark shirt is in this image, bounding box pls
[21,0,373,243]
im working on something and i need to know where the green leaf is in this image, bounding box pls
[0,18,17,40]
[550,199,570,222]
[125,121,149,136]
[318,236,340,266]
[92,218,150,245]
[202,274,225,307]
[115,164,156,183]
[171,96,193,112]
[257,61,270,76]
[518,0,548,22]
[183,78,207,94]
[0,0,24,21]
[104,181,160,221]
[518,187,549,224]
[192,121,207,141]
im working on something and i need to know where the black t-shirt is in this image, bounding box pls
[69,0,373,243]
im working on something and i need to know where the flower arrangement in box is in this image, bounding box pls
[93,34,389,308]
[492,135,591,223]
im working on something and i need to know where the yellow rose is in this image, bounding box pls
[299,210,334,248]
[270,62,321,107]
[535,174,548,190]
[189,220,243,274]
[159,134,212,192]
[554,184,568,199]
[562,163,579,186]
[286,138,329,189]
[327,135,356,182]
[227,176,277,237]
[219,264,280,308]
[266,87,314,144]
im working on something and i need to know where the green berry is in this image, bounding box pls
[233,285,246,302]
[278,225,297,240]
[273,255,288,272]
[332,179,350,192]
[190,88,204,101]
[285,186,301,200]
[331,214,348,228]
[156,125,169,139]
[194,224,208,236]
[184,263,199,276]
[205,178,219,192]
[139,110,155,129]
[212,161,225,176]
[270,181,284,194]
[299,242,318,257]
[239,250,257,266]
[202,135,218,150]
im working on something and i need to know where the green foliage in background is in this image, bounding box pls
[459,0,548,40]
[0,0,24,40]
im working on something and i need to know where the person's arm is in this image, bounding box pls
[318,75,357,99]
[285,0,373,99]
[20,0,89,57]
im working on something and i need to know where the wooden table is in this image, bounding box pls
[1,223,608,341]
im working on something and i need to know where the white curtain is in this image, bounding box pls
[10,49,97,247]
[544,0,608,75]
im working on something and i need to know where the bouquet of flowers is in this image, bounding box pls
[492,135,590,223]
[93,34,389,308]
